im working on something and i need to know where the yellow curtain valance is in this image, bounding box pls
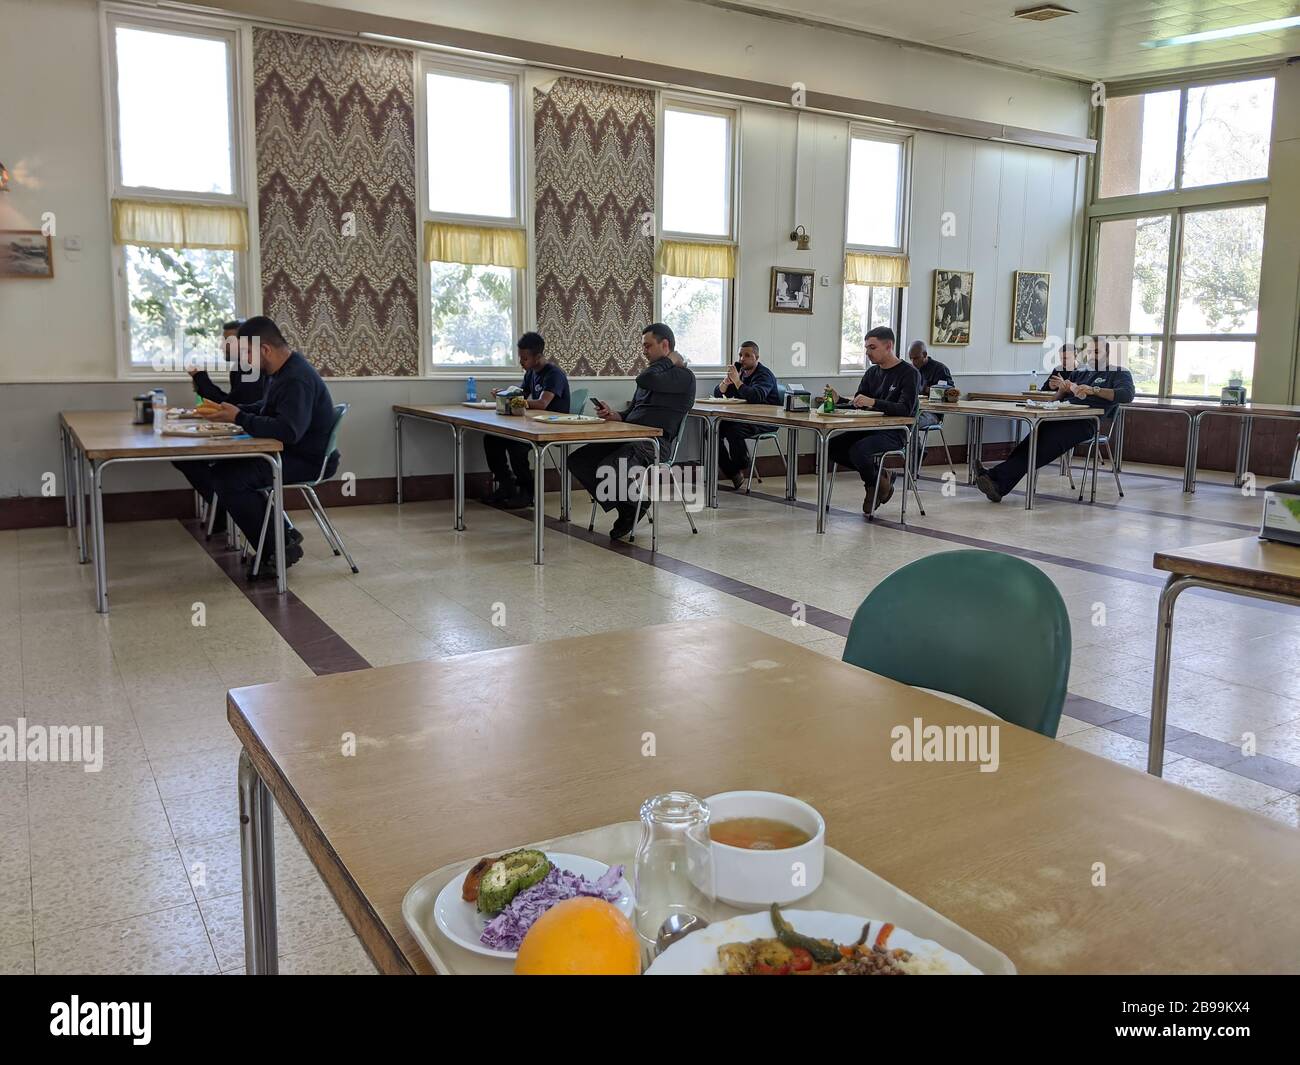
[845,252,910,287]
[654,239,736,280]
[112,199,249,251]
[423,221,527,268]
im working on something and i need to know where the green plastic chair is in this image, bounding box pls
[841,549,1070,736]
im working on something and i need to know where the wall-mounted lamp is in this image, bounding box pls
[0,163,10,193]
[789,225,810,251]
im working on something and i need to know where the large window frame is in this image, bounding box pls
[655,97,738,369]
[840,126,911,372]
[1084,71,1274,398]
[102,6,253,378]
[417,55,527,374]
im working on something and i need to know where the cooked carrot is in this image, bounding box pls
[874,922,894,949]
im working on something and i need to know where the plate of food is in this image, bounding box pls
[429,849,634,959]
[697,396,747,404]
[160,422,246,437]
[166,407,204,420]
[462,400,496,409]
[814,407,883,417]
[528,413,602,423]
[645,904,982,975]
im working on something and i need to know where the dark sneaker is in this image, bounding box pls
[485,481,515,505]
[248,541,304,580]
[976,473,1003,503]
[609,510,636,542]
[875,469,895,509]
[728,471,745,490]
[862,487,877,516]
[502,491,534,510]
[286,527,304,549]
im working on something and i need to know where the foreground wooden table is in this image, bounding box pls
[393,404,663,562]
[59,411,285,613]
[229,617,1300,974]
[1148,536,1300,776]
[689,402,916,531]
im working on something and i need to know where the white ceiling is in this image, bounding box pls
[698,0,1300,81]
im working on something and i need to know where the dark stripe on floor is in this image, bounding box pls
[181,519,371,675]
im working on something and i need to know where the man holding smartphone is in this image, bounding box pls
[568,323,696,541]
[713,340,780,490]
[485,332,570,508]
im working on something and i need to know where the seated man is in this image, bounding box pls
[975,339,1134,503]
[826,326,920,515]
[1041,341,1079,391]
[485,331,570,508]
[713,340,780,490]
[187,316,339,577]
[568,323,696,542]
[188,319,266,406]
[907,339,953,474]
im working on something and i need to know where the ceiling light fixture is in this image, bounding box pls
[1012,5,1076,22]
[1144,16,1300,49]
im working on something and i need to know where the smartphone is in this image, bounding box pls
[589,397,607,411]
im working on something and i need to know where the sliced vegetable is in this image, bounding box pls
[770,903,842,965]
[874,922,895,949]
[476,849,552,916]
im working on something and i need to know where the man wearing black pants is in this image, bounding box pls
[568,323,696,542]
[976,339,1134,503]
[827,326,919,515]
[184,316,339,577]
[485,332,570,508]
[714,340,780,490]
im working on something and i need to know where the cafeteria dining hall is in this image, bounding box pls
[6,0,1300,1005]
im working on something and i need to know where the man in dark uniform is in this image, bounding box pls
[187,319,266,406]
[907,340,954,477]
[485,332,570,509]
[826,326,920,515]
[189,316,339,576]
[976,339,1134,503]
[568,323,696,542]
[713,340,780,490]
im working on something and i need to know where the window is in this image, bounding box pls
[658,103,735,366]
[422,63,523,369]
[1088,75,1273,397]
[107,17,245,372]
[841,131,908,370]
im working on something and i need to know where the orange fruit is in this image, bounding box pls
[513,897,642,975]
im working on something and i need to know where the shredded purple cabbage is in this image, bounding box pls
[480,863,625,952]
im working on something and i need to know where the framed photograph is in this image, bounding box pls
[0,230,54,279]
[931,269,972,346]
[769,267,814,314]
[1011,270,1051,343]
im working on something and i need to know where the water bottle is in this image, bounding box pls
[1029,370,1039,392]
[151,389,166,433]
[466,376,477,403]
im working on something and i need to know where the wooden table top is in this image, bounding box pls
[227,617,1300,975]
[61,410,283,461]
[921,398,1102,420]
[690,401,912,430]
[393,403,664,444]
[1129,397,1300,417]
[1154,535,1300,599]
[964,391,1050,403]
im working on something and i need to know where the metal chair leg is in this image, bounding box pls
[206,493,220,539]
[1077,438,1097,503]
[1062,450,1076,491]
[826,463,837,509]
[745,440,759,494]
[304,486,358,573]
[251,492,274,577]
[1103,439,1124,497]
[588,494,598,532]
[938,427,955,476]
[670,467,698,534]
[628,464,652,543]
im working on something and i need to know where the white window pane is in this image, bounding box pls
[125,245,235,368]
[663,110,729,236]
[1170,339,1255,399]
[840,283,870,369]
[1176,204,1264,335]
[1182,78,1273,189]
[1097,90,1179,198]
[846,138,902,248]
[429,262,515,366]
[870,287,895,331]
[1092,215,1171,335]
[427,73,514,218]
[116,27,232,194]
[661,276,725,364]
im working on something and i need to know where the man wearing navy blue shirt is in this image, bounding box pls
[713,340,781,490]
[486,332,570,508]
[189,316,339,577]
[187,319,267,407]
[976,338,1134,503]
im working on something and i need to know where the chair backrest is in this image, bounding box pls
[775,381,787,402]
[315,403,349,483]
[841,549,1070,737]
[568,386,588,417]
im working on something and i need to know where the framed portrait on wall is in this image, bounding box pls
[931,269,972,345]
[1011,270,1051,343]
[0,231,54,279]
[769,267,814,314]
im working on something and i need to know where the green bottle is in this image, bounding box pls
[822,386,835,413]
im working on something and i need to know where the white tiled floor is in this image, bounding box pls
[2,458,1297,974]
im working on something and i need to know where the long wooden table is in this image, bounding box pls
[59,411,285,613]
[1148,536,1300,776]
[229,617,1300,974]
[688,401,915,532]
[392,404,663,563]
[920,398,1104,510]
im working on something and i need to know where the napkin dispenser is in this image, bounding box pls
[1260,480,1300,547]
[494,387,523,415]
[783,386,810,413]
[1221,384,1247,406]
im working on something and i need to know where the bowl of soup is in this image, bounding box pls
[704,791,825,908]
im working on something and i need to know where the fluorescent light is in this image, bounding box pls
[1144,16,1300,48]
[358,31,439,49]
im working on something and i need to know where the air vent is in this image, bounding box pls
[1013,4,1075,20]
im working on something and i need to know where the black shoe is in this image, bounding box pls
[722,471,744,491]
[248,541,304,580]
[609,511,636,542]
[502,491,534,510]
[286,527,304,548]
[875,469,895,509]
[975,473,1004,503]
[485,481,515,505]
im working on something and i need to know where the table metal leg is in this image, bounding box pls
[74,445,88,564]
[1090,420,1100,503]
[559,444,570,522]
[1185,412,1202,494]
[1024,422,1039,512]
[394,414,404,506]
[60,427,74,528]
[650,438,659,554]
[709,416,720,509]
[1112,406,1126,474]
[815,433,828,534]
[271,456,286,595]
[966,416,982,484]
[238,748,279,974]
[1148,574,1194,777]
[784,427,798,501]
[1235,415,1253,488]
[91,461,109,614]
[452,426,465,532]
[533,443,548,565]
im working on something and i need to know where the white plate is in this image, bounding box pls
[697,396,747,404]
[814,408,883,417]
[529,413,603,423]
[645,909,982,975]
[462,400,496,408]
[430,852,635,960]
